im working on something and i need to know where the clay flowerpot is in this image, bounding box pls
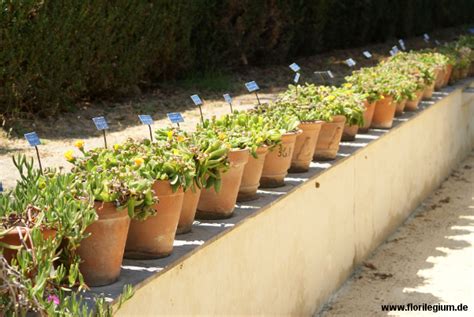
[371,95,396,129]
[313,115,346,161]
[443,64,453,87]
[423,82,435,99]
[405,90,424,111]
[78,201,130,287]
[359,101,376,133]
[0,227,56,264]
[394,99,407,117]
[434,67,445,90]
[125,181,184,259]
[238,146,268,202]
[260,131,301,187]
[196,149,249,219]
[342,124,358,142]
[289,121,323,173]
[176,186,202,234]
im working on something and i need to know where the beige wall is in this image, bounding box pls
[116,82,474,316]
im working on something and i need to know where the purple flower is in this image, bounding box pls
[47,294,60,305]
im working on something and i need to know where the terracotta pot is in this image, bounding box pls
[394,99,407,117]
[434,67,445,90]
[125,181,183,259]
[78,201,130,286]
[341,124,358,142]
[443,64,453,87]
[449,68,461,85]
[423,82,435,99]
[238,146,268,202]
[0,227,56,264]
[289,121,323,173]
[359,101,376,133]
[260,131,301,187]
[196,149,249,219]
[176,186,201,234]
[405,90,424,111]
[371,95,396,129]
[313,115,346,161]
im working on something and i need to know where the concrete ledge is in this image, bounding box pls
[90,79,474,316]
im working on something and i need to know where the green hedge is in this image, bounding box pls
[1,0,473,116]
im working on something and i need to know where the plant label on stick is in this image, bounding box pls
[389,49,396,56]
[223,93,233,112]
[190,94,204,123]
[138,114,154,141]
[398,39,406,50]
[245,81,261,105]
[293,72,300,84]
[92,116,109,148]
[289,63,301,72]
[167,112,184,128]
[190,94,203,106]
[435,40,441,46]
[25,132,41,146]
[423,33,430,42]
[24,132,43,172]
[363,51,372,59]
[345,58,356,67]
[327,70,334,78]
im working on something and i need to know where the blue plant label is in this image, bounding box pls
[138,114,153,125]
[327,70,334,78]
[293,72,300,84]
[24,132,41,147]
[0,182,3,193]
[289,63,301,72]
[392,45,399,54]
[423,33,430,42]
[398,39,406,50]
[245,81,259,92]
[223,93,232,104]
[389,49,396,56]
[92,116,109,130]
[190,94,203,106]
[363,51,372,59]
[345,58,356,67]
[167,112,184,124]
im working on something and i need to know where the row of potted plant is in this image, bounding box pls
[1,35,472,315]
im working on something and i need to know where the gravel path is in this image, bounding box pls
[316,152,474,317]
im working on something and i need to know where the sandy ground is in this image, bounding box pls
[316,152,474,317]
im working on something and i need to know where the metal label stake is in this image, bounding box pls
[190,94,204,123]
[223,93,234,113]
[167,112,184,129]
[92,116,109,148]
[245,81,261,105]
[138,114,154,141]
[24,132,43,173]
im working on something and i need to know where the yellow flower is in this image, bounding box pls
[113,144,120,151]
[218,132,227,140]
[327,95,336,102]
[344,83,353,89]
[167,130,174,141]
[177,135,185,142]
[74,140,85,149]
[64,150,75,162]
[172,149,180,155]
[134,157,144,167]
